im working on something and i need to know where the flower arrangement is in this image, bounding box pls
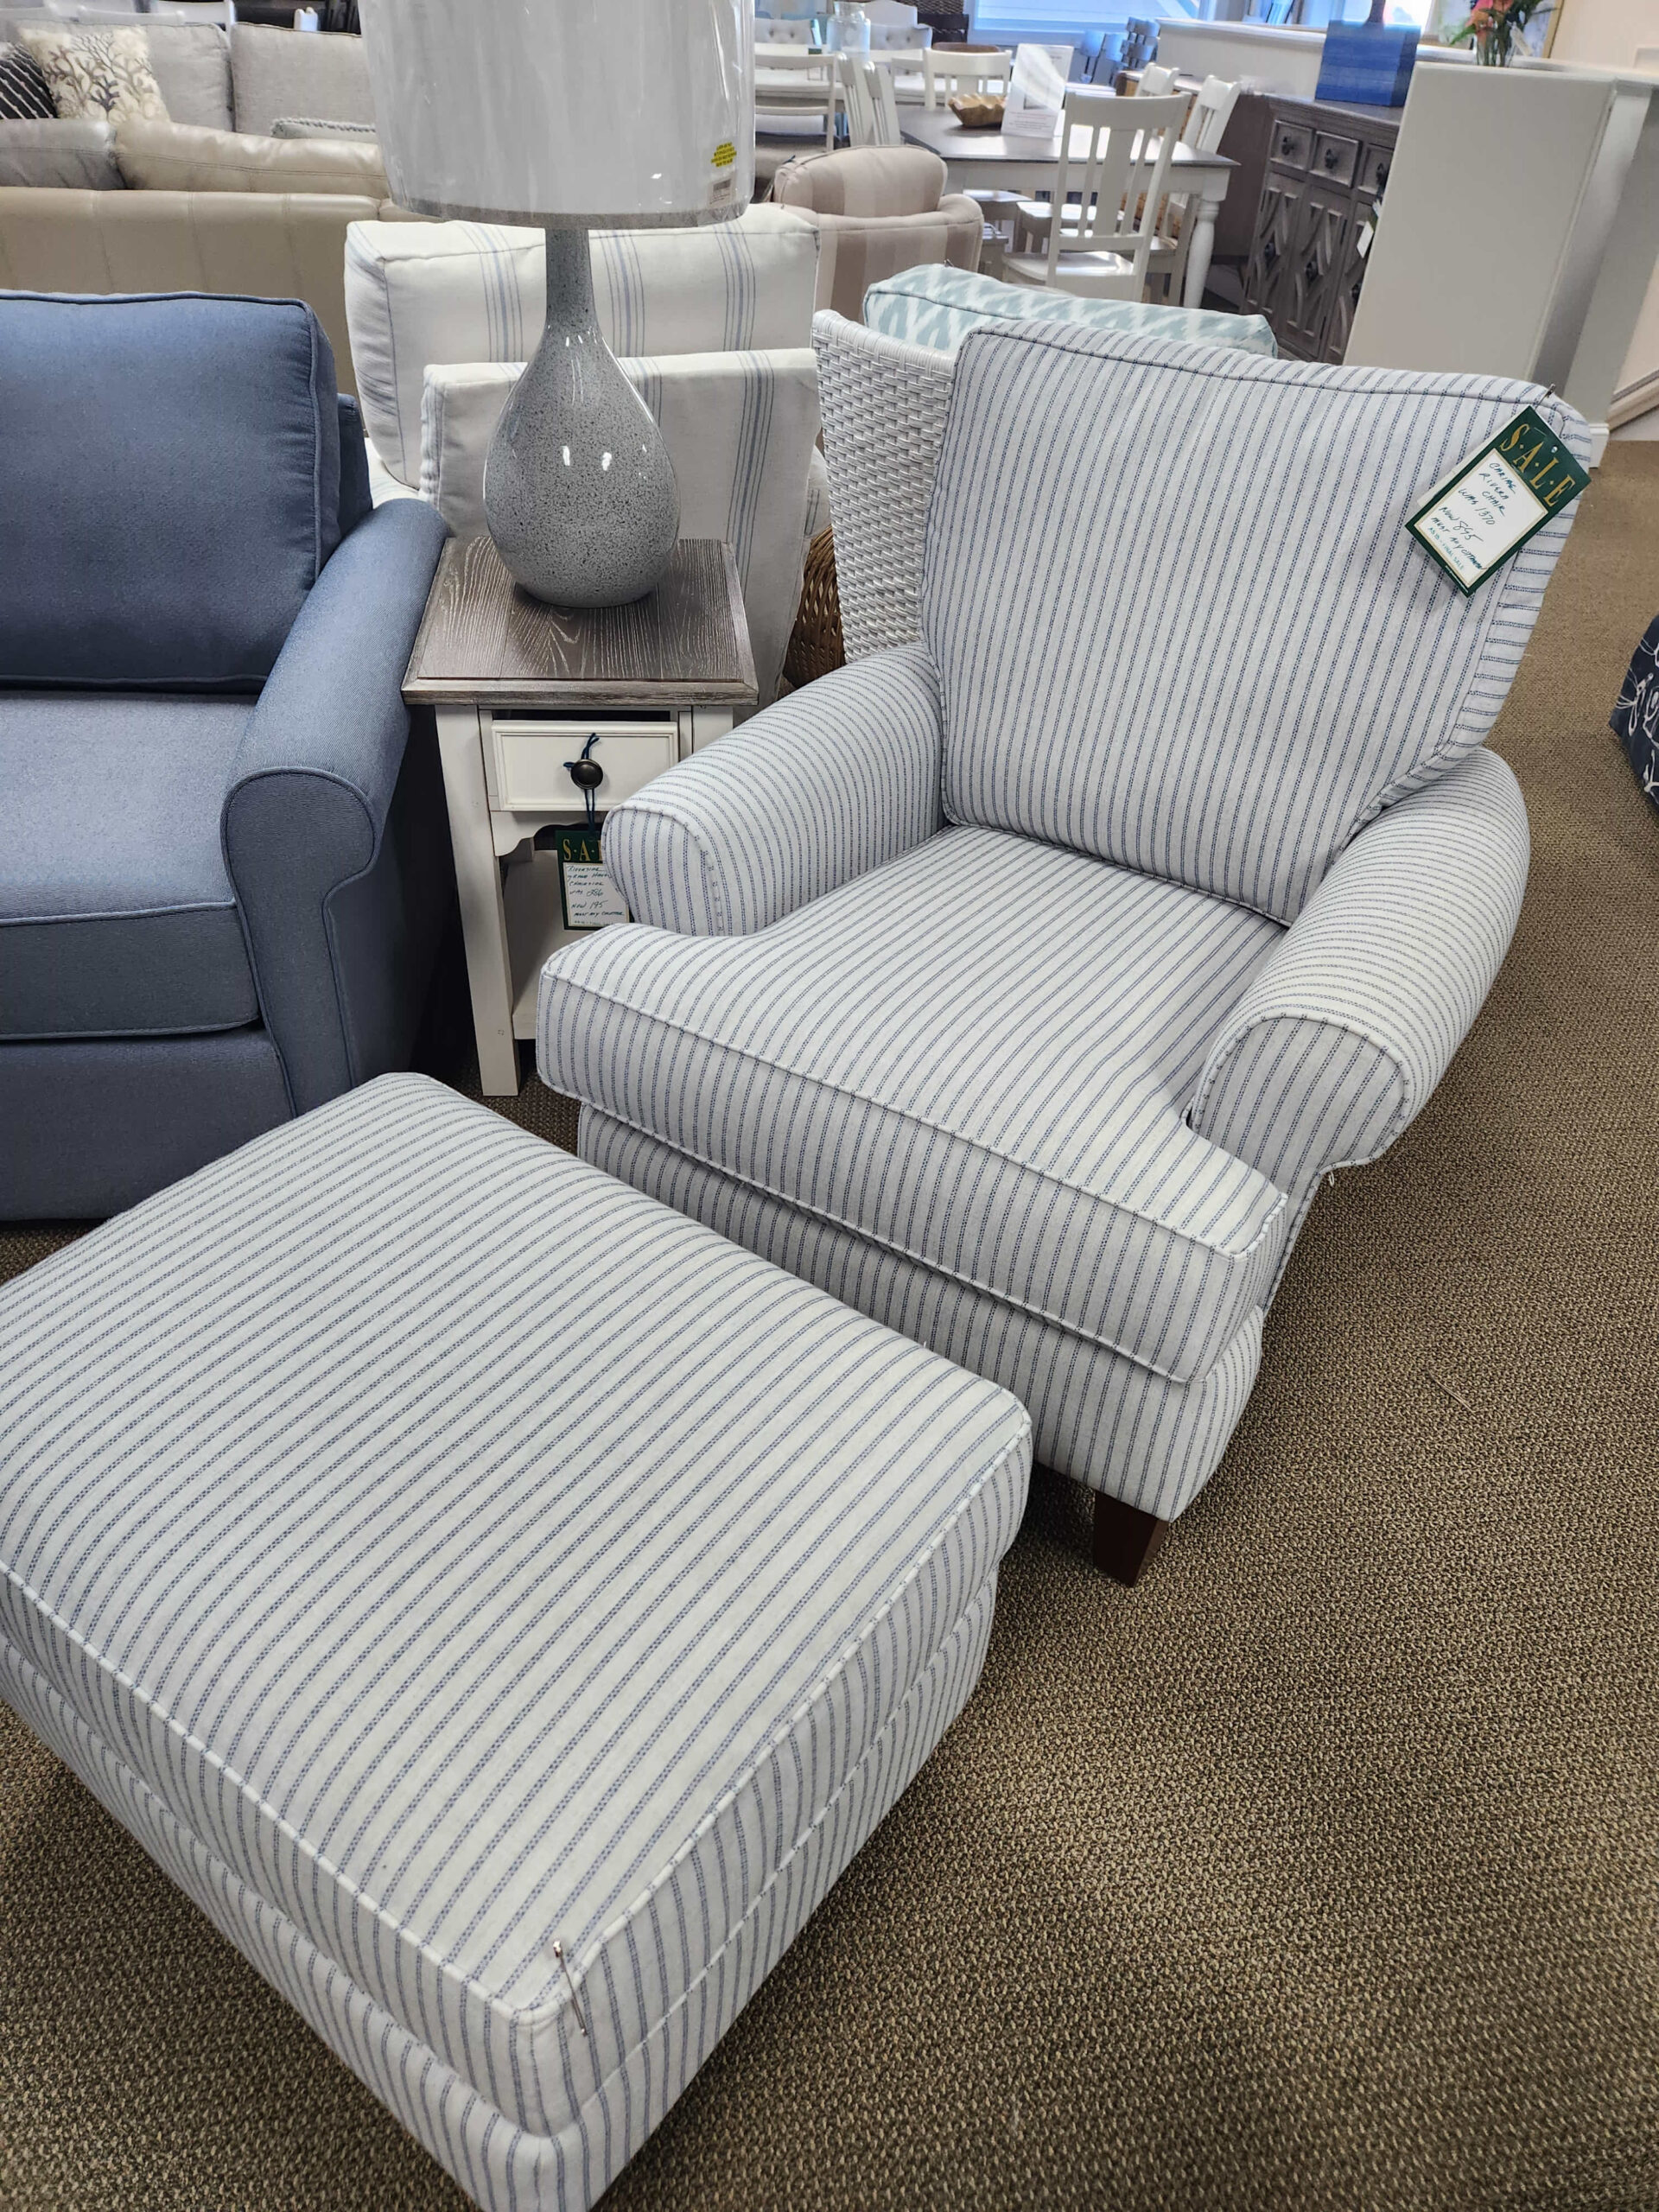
[1445,0,1548,67]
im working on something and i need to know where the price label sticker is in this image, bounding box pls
[1406,407,1589,597]
[554,824,629,932]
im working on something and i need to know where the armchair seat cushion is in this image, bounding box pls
[0,693,257,1040]
[540,824,1291,1384]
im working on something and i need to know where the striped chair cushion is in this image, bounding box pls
[924,326,1590,924]
[0,1076,1030,2201]
[539,825,1290,1385]
[582,1109,1268,1522]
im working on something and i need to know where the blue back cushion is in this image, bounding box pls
[0,292,343,691]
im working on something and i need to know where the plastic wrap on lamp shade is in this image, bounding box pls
[359,0,754,226]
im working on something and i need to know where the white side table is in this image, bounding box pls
[404,535,757,1096]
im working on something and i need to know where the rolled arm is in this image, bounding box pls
[222,499,449,1111]
[1191,748,1529,1191]
[603,642,944,935]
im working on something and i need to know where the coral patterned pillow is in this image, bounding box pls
[17,28,169,124]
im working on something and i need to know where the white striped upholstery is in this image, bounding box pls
[603,644,944,935]
[925,326,1588,924]
[582,1109,1266,1520]
[1192,748,1530,1189]
[539,826,1288,1384]
[344,210,821,489]
[0,1075,1029,2210]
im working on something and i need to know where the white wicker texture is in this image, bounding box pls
[811,308,953,661]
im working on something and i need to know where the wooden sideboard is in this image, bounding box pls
[1241,96,1402,365]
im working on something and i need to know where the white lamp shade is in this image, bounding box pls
[359,0,755,226]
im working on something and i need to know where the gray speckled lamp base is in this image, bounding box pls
[482,226,680,608]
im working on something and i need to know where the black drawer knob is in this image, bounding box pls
[1280,134,1294,155]
[1376,159,1389,188]
[1323,146,1340,169]
[566,756,604,792]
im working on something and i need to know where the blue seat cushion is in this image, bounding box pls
[0,694,259,1040]
[0,292,342,692]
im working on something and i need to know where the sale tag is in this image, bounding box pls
[1405,407,1589,596]
[554,823,629,931]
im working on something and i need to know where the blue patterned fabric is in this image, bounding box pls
[543,823,1288,1385]
[1611,609,1659,814]
[861,262,1277,359]
[925,325,1587,924]
[0,293,343,691]
[0,1074,1029,2212]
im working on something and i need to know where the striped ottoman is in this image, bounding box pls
[0,1076,1030,2212]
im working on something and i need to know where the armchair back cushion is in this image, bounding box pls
[774,144,947,217]
[344,207,821,487]
[924,325,1588,923]
[0,290,342,690]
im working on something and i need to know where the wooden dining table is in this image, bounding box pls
[899,106,1235,311]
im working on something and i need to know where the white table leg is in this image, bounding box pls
[435,706,519,1096]
[1184,190,1219,310]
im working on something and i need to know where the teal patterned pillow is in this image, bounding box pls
[862,264,1277,360]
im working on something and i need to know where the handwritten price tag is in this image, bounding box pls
[1406,407,1588,597]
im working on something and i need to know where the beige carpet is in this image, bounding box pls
[3,454,1658,2212]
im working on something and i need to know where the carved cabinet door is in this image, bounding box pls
[1280,189,1351,361]
[1243,174,1301,333]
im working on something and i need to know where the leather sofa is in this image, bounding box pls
[0,292,450,1218]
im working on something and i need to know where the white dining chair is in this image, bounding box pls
[839,54,903,149]
[756,44,842,156]
[922,47,1013,110]
[1144,73,1237,301]
[1002,88,1186,302]
[1135,62,1178,97]
[756,17,815,43]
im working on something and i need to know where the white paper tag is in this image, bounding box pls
[562,861,628,931]
[1411,449,1548,591]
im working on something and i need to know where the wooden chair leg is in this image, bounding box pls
[1092,1493,1169,1586]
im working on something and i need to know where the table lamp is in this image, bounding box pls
[359,0,754,607]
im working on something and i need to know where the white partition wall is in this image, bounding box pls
[1345,57,1659,454]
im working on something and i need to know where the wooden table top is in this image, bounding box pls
[900,108,1234,175]
[403,537,758,710]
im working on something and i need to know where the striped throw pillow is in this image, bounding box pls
[0,42,56,120]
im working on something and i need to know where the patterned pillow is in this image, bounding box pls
[1611,611,1659,814]
[0,41,57,120]
[18,28,169,124]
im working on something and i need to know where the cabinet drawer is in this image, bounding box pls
[488,718,677,812]
[1312,130,1358,188]
[1358,140,1394,199]
[1271,120,1313,172]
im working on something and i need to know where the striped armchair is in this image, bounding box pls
[536,324,1586,1582]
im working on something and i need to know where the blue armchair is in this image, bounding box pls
[0,291,451,1217]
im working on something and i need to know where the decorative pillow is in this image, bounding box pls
[1611,611,1659,814]
[113,116,387,195]
[18,27,168,124]
[0,41,56,120]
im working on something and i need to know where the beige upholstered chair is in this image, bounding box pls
[772,145,980,321]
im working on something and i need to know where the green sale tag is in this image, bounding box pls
[1406,407,1589,597]
[554,823,629,932]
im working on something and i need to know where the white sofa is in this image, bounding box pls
[345,208,830,703]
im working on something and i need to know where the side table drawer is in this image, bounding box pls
[488,718,677,812]
[1271,120,1313,173]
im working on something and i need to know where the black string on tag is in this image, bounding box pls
[564,732,603,830]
